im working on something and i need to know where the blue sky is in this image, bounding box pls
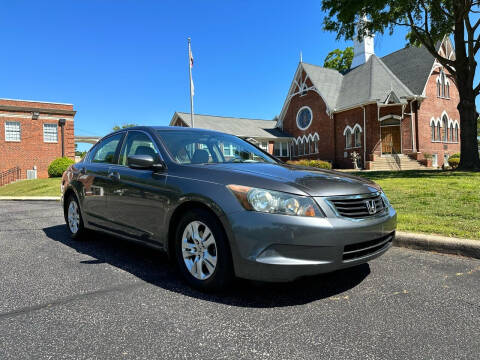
[2,1,420,150]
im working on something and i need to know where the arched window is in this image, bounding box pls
[345,128,352,149]
[446,83,450,98]
[455,123,459,142]
[354,127,362,147]
[442,116,448,141]
[298,140,304,156]
[449,123,454,142]
[431,122,436,141]
[441,70,446,97]
[309,139,315,154]
[436,122,441,140]
[304,139,308,155]
[313,133,319,153]
[437,80,441,97]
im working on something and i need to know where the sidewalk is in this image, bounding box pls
[0,196,60,201]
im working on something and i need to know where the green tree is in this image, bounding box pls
[113,124,137,131]
[323,47,353,72]
[321,0,480,170]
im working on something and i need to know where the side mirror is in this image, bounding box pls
[127,155,165,171]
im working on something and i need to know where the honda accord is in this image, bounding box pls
[61,126,396,290]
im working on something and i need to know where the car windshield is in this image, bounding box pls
[156,130,278,165]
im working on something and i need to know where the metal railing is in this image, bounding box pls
[0,166,22,187]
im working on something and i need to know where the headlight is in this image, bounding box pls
[380,192,391,208]
[227,185,323,217]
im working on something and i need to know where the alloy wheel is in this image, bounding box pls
[67,200,80,234]
[181,221,218,280]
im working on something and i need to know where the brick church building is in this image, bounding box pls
[172,35,460,169]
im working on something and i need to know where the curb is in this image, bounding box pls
[394,231,480,259]
[0,196,61,201]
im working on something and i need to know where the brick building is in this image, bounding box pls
[171,36,460,170]
[0,99,76,179]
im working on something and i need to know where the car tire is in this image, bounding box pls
[65,194,86,240]
[175,209,233,291]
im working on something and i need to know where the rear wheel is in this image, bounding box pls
[65,194,86,239]
[175,209,233,291]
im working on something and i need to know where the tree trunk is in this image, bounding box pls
[457,84,480,170]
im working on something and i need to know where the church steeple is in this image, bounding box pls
[351,15,375,68]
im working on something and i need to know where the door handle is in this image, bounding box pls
[108,171,120,181]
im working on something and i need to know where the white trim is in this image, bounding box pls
[353,124,363,133]
[343,125,353,136]
[379,114,402,122]
[0,113,74,121]
[440,111,449,126]
[296,106,313,131]
[0,98,73,106]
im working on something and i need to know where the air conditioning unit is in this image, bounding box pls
[26,169,37,180]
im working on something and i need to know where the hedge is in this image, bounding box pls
[286,159,332,170]
[448,157,460,169]
[48,157,75,177]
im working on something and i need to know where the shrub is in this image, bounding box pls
[449,153,460,159]
[448,157,460,169]
[48,157,75,177]
[423,153,432,159]
[287,159,332,170]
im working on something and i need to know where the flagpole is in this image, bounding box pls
[188,37,195,128]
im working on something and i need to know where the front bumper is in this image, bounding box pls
[224,205,397,282]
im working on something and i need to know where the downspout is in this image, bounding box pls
[410,100,416,152]
[363,106,366,168]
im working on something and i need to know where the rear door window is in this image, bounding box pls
[91,133,124,164]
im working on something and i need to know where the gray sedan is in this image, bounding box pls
[61,126,396,291]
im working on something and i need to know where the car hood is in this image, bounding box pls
[200,163,381,197]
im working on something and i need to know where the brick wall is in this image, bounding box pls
[416,67,460,166]
[281,71,335,163]
[0,100,75,179]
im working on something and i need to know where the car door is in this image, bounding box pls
[78,132,125,229]
[106,130,169,245]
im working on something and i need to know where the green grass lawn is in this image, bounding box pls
[0,178,61,197]
[1,171,479,240]
[353,170,480,240]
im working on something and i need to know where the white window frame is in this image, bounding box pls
[43,123,58,143]
[296,106,313,131]
[273,142,289,157]
[5,121,21,142]
[344,128,352,149]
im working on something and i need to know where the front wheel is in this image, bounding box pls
[175,209,233,291]
[65,194,86,239]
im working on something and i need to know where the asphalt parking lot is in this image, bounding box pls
[0,201,479,359]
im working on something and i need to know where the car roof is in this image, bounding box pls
[109,126,234,137]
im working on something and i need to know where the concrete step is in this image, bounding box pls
[370,155,428,171]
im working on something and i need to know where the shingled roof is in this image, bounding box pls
[301,63,343,111]
[170,112,291,139]
[381,46,436,95]
[336,54,414,109]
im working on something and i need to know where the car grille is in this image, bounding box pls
[328,193,385,218]
[343,232,394,261]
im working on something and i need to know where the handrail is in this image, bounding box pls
[0,166,22,187]
[391,145,401,169]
